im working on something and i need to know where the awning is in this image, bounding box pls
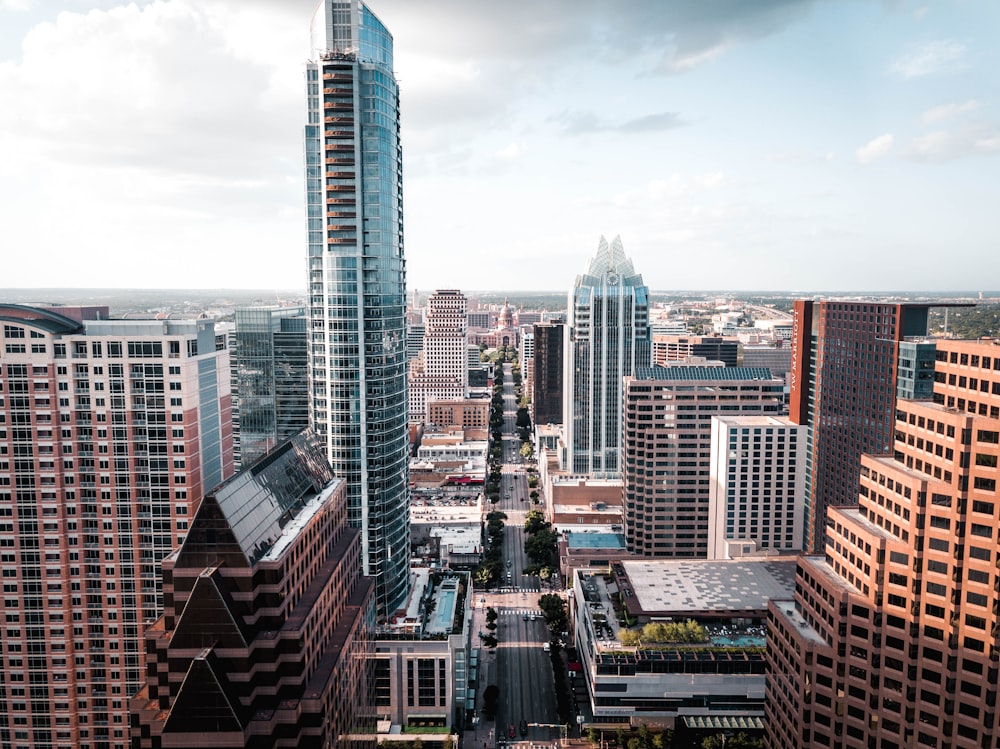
[682,715,765,731]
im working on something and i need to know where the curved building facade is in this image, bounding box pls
[564,236,651,478]
[305,0,410,619]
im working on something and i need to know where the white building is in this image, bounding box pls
[410,290,469,420]
[707,415,806,559]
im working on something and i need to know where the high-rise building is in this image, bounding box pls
[790,300,934,552]
[532,320,564,426]
[305,0,410,618]
[767,338,1000,748]
[622,366,784,556]
[231,305,308,469]
[409,290,468,421]
[0,304,232,749]
[707,415,806,559]
[130,430,374,749]
[564,236,651,477]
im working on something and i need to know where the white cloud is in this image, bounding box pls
[0,0,32,10]
[495,142,525,161]
[921,99,979,124]
[908,127,1000,161]
[891,40,967,79]
[856,134,894,164]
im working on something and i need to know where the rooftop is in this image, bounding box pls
[619,558,797,615]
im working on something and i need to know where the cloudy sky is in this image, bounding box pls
[1,0,998,292]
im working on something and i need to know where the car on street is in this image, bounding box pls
[522,614,528,621]
[543,642,551,652]
[529,613,536,621]
[508,725,516,739]
[519,720,528,737]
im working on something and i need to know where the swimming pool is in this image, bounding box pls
[428,580,459,634]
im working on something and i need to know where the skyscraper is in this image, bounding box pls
[767,338,1000,748]
[790,300,935,552]
[408,290,468,421]
[130,430,374,749]
[305,0,410,618]
[231,305,308,469]
[564,236,651,477]
[532,320,564,426]
[0,304,232,749]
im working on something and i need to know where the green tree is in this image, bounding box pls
[638,724,652,749]
[520,441,535,460]
[524,509,550,534]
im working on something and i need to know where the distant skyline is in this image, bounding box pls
[2,0,999,292]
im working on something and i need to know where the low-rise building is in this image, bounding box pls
[571,559,795,731]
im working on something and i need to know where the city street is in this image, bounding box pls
[472,362,559,749]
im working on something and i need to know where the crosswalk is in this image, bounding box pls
[498,608,543,617]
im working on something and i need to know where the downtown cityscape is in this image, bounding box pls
[2,2,1000,749]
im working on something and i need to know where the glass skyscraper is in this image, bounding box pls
[564,236,651,478]
[305,0,409,619]
[231,305,309,469]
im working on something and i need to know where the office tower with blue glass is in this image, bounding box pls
[231,305,309,469]
[305,0,410,619]
[564,235,651,478]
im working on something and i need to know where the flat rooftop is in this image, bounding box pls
[620,558,797,614]
[771,600,827,646]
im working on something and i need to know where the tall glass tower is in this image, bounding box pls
[305,0,409,619]
[564,236,651,478]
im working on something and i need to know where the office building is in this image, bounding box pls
[305,0,410,618]
[130,430,375,749]
[622,366,784,557]
[707,415,806,559]
[652,335,738,368]
[564,236,651,478]
[231,305,308,468]
[740,344,792,385]
[767,338,1000,749]
[0,304,232,749]
[532,320,564,426]
[409,290,468,421]
[790,300,935,553]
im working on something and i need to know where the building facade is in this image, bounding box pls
[0,304,232,749]
[130,430,375,749]
[231,305,308,469]
[409,290,468,421]
[532,321,564,426]
[768,338,1000,748]
[707,415,806,559]
[564,236,651,478]
[790,300,934,553]
[622,366,784,557]
[305,0,410,618]
[652,335,738,368]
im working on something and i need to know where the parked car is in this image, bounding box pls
[543,642,551,652]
